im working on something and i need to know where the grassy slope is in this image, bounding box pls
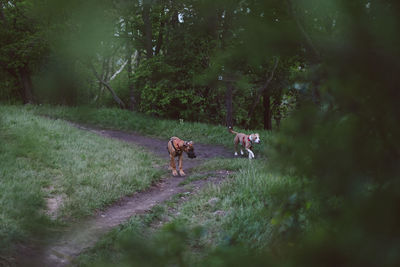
[32,105,271,153]
[0,106,163,253]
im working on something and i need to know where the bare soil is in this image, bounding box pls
[14,123,233,267]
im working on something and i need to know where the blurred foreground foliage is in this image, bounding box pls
[1,0,400,265]
[80,0,400,266]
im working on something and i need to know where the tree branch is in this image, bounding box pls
[110,60,127,81]
[286,0,321,61]
[89,62,126,109]
[0,2,6,25]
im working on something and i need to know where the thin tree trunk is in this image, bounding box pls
[109,60,127,81]
[93,59,127,104]
[263,92,272,130]
[247,57,279,120]
[155,20,164,55]
[89,62,126,109]
[222,7,234,127]
[273,89,283,130]
[103,57,111,82]
[170,2,179,28]
[225,80,233,127]
[143,1,153,59]
[126,46,135,111]
[164,2,178,56]
[18,66,34,104]
[208,7,220,40]
[97,58,106,97]
[0,3,6,25]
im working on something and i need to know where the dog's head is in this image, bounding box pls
[251,133,261,144]
[183,141,196,158]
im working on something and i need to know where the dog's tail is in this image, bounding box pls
[228,126,238,135]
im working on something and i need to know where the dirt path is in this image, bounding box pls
[16,124,233,267]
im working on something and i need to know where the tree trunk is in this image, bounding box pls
[126,47,135,111]
[155,20,164,55]
[109,60,127,81]
[263,92,272,130]
[142,2,153,59]
[89,62,126,109]
[0,3,6,25]
[222,7,234,127]
[273,90,282,130]
[97,58,106,97]
[103,57,111,82]
[163,1,178,56]
[225,80,233,127]
[18,66,34,104]
[247,57,279,120]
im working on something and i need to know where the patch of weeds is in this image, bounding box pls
[192,158,247,173]
[142,205,167,226]
[179,173,211,186]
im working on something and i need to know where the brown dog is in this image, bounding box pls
[167,137,196,176]
[228,127,260,159]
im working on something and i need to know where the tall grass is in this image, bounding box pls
[0,105,163,254]
[177,160,310,250]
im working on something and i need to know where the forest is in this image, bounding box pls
[1,0,399,266]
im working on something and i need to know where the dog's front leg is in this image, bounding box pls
[246,148,255,159]
[178,154,185,176]
[170,154,178,176]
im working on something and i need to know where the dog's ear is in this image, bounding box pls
[183,141,188,147]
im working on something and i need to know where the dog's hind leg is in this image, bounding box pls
[170,154,178,176]
[178,154,185,176]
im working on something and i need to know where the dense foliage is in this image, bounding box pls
[1,0,303,129]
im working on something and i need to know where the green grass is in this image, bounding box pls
[175,161,309,249]
[1,104,304,265]
[191,158,248,172]
[76,160,311,266]
[180,158,246,186]
[19,105,305,266]
[0,105,163,254]
[31,105,272,153]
